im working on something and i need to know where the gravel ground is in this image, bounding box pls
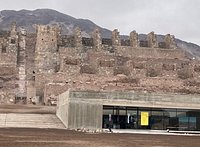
[0,128,199,147]
[0,104,56,114]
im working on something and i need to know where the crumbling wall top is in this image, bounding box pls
[10,22,17,37]
[147,31,158,48]
[164,34,177,49]
[112,29,121,46]
[92,28,102,51]
[130,30,139,48]
[74,27,82,47]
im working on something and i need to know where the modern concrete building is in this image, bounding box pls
[56,90,200,131]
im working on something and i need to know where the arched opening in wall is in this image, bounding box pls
[11,38,16,44]
[54,63,60,73]
[2,45,6,53]
[32,71,35,80]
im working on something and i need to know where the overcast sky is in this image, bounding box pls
[0,0,199,45]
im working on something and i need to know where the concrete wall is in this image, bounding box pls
[69,90,200,110]
[56,90,102,130]
[56,91,69,128]
[68,102,102,129]
[57,90,200,130]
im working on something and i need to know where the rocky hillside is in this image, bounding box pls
[0,9,111,37]
[0,9,199,59]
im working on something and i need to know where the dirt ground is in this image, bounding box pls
[0,104,56,114]
[0,128,199,147]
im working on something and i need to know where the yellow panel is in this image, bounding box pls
[141,112,149,126]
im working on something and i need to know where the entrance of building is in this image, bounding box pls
[102,105,200,130]
[102,106,138,129]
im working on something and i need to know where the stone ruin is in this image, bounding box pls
[0,22,199,105]
[112,29,121,46]
[130,31,139,48]
[164,34,178,49]
[92,28,102,51]
[147,31,158,48]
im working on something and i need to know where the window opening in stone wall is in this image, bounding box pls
[2,45,6,53]
[54,63,60,72]
[32,71,35,80]
[15,84,19,88]
[11,38,16,44]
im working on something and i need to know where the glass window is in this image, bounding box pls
[103,106,200,131]
[127,109,137,129]
[164,109,176,117]
[151,110,164,130]
[103,109,113,115]
[179,117,189,130]
[102,106,114,129]
[177,109,187,117]
[163,109,177,130]
[118,107,127,129]
[196,117,200,131]
[189,117,196,131]
[187,110,200,117]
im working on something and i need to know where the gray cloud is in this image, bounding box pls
[0,0,199,45]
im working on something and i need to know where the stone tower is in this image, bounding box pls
[164,34,177,49]
[92,28,102,51]
[10,22,17,38]
[147,31,158,48]
[35,25,60,73]
[112,29,121,46]
[130,31,139,48]
[16,28,27,98]
[8,22,18,58]
[74,27,82,48]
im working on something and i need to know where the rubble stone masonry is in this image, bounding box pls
[0,23,199,104]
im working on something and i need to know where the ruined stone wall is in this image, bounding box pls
[44,83,69,104]
[26,33,36,80]
[59,47,81,74]
[0,24,18,66]
[35,72,78,102]
[0,54,17,65]
[26,81,36,103]
[0,92,15,104]
[0,26,18,103]
[59,35,75,47]
[30,27,200,104]
[1,24,199,104]
[115,46,185,59]
[16,28,27,98]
